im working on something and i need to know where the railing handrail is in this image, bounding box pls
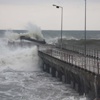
[56,43,100,59]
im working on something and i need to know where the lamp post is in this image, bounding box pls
[53,4,63,49]
[84,0,87,69]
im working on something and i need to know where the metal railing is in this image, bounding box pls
[56,43,100,59]
[39,48,100,75]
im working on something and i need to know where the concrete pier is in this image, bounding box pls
[38,48,100,100]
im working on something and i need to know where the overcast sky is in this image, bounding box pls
[0,0,100,30]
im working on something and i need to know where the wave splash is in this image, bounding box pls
[0,38,40,71]
[5,23,44,42]
[0,24,43,72]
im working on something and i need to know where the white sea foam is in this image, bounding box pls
[0,40,40,72]
[46,37,59,44]
[46,35,78,44]
[62,96,87,100]
[0,38,10,55]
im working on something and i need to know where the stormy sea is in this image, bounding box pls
[0,26,99,100]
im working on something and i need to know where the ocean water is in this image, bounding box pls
[1,30,100,40]
[0,29,97,100]
[42,30,100,44]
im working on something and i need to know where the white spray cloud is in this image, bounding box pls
[22,23,44,41]
[5,23,44,42]
[0,39,40,72]
[5,30,20,42]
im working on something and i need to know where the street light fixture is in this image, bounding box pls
[53,4,63,49]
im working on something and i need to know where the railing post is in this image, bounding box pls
[81,57,83,68]
[72,55,73,65]
[69,55,70,63]
[89,57,90,71]
[93,50,96,73]
[51,49,52,56]
[94,75,98,99]
[97,62,99,74]
[64,52,65,61]
[97,50,99,74]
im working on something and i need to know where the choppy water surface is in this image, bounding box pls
[0,70,86,100]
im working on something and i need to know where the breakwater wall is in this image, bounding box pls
[38,48,100,100]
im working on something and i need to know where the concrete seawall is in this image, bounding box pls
[38,50,100,100]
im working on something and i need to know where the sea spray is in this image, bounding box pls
[23,23,44,41]
[5,23,44,42]
[46,35,79,44]
[5,30,20,42]
[0,37,40,71]
[0,24,42,71]
[0,38,11,55]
